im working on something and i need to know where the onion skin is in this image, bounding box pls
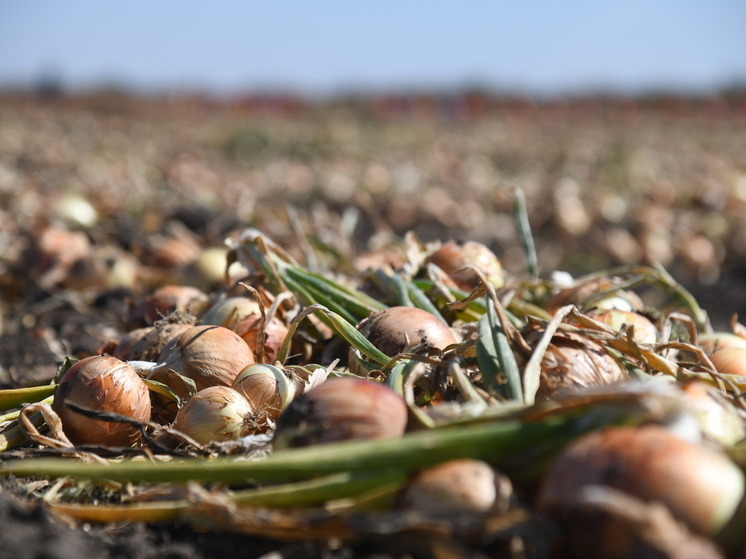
[52,355,151,447]
[154,325,255,392]
[273,377,408,449]
[173,386,253,445]
[356,306,456,358]
[538,425,744,536]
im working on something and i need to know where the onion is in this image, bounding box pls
[52,355,151,447]
[538,425,744,536]
[173,386,253,445]
[127,322,193,362]
[425,240,503,290]
[402,459,498,515]
[150,325,255,394]
[200,297,288,363]
[522,325,626,400]
[200,296,262,327]
[587,309,658,344]
[698,332,746,354]
[709,347,746,376]
[548,277,644,313]
[232,364,296,429]
[180,246,230,292]
[273,377,408,449]
[356,306,456,358]
[127,285,209,328]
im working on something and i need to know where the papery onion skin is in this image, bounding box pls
[273,377,408,449]
[52,355,151,447]
[173,386,253,445]
[155,325,255,391]
[538,425,744,536]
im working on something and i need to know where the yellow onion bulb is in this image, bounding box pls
[232,364,296,428]
[522,326,626,400]
[200,297,288,363]
[709,347,746,376]
[273,377,408,449]
[587,309,658,344]
[681,381,746,447]
[127,285,209,328]
[173,386,253,445]
[356,306,456,358]
[699,333,746,355]
[126,322,193,362]
[538,425,744,536]
[52,355,151,447]
[425,240,504,290]
[152,325,255,393]
[402,459,497,515]
[200,296,262,328]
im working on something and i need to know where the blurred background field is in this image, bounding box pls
[2,89,746,318]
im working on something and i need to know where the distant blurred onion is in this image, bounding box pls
[127,285,209,328]
[425,240,504,290]
[180,246,230,291]
[52,355,151,447]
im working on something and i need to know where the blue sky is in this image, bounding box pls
[1,1,744,96]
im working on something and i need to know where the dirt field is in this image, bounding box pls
[1,91,746,558]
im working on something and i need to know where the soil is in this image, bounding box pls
[2,91,745,558]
